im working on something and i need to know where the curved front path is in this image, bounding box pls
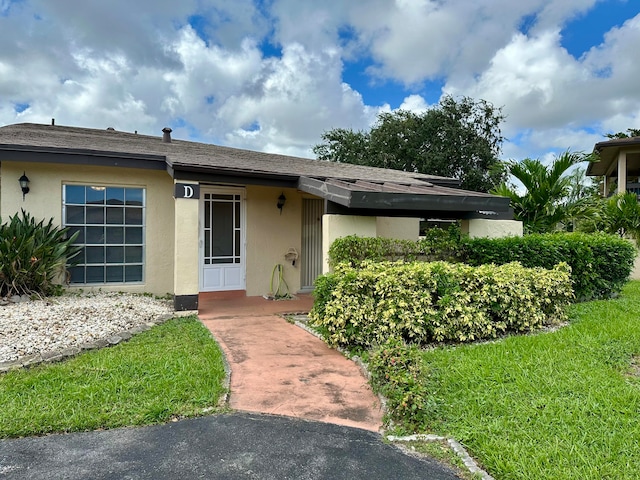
[199,297,383,432]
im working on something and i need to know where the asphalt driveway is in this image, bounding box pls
[0,413,460,479]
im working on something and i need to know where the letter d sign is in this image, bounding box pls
[174,183,200,199]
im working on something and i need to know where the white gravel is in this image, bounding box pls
[0,292,174,363]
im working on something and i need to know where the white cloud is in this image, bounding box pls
[445,12,640,159]
[0,0,639,167]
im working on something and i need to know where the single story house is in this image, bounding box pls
[588,135,640,196]
[0,122,519,310]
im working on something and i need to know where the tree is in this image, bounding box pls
[492,151,593,233]
[592,192,640,244]
[313,95,506,192]
[605,128,640,139]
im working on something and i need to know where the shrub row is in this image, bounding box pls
[328,225,461,268]
[310,261,573,348]
[327,230,636,301]
[463,232,636,301]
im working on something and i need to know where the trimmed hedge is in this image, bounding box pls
[462,232,636,301]
[327,230,636,301]
[310,261,573,348]
[328,226,462,268]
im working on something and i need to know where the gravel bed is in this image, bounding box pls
[0,292,174,363]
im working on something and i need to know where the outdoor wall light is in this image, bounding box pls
[18,172,30,200]
[277,192,286,214]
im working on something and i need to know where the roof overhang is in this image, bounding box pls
[588,137,640,176]
[0,144,167,170]
[298,176,511,218]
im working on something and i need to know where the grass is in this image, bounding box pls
[409,281,640,479]
[0,315,226,438]
[396,440,483,480]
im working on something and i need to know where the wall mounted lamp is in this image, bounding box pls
[277,192,286,214]
[18,172,30,200]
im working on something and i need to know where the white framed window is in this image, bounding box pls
[63,184,145,284]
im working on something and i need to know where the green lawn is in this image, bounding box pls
[415,281,640,479]
[0,316,226,438]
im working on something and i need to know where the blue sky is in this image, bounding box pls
[1,0,639,165]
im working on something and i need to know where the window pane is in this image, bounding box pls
[212,258,233,264]
[235,230,240,256]
[212,202,233,256]
[125,188,143,206]
[65,186,85,204]
[86,266,105,283]
[67,226,84,243]
[125,227,143,244]
[106,246,124,263]
[205,230,210,257]
[86,206,104,224]
[125,246,143,263]
[106,207,124,224]
[106,227,124,244]
[86,187,105,205]
[68,266,85,284]
[235,202,240,228]
[125,208,143,225]
[106,266,124,282]
[86,227,104,244]
[125,265,142,282]
[74,247,86,264]
[211,194,233,200]
[106,187,125,205]
[66,206,84,224]
[86,246,105,264]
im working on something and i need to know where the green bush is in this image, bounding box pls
[461,232,636,301]
[310,261,573,348]
[328,225,462,268]
[0,210,80,297]
[328,230,635,302]
[367,338,434,430]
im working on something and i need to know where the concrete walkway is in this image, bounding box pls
[199,295,384,432]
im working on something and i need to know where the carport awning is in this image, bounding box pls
[297,176,511,213]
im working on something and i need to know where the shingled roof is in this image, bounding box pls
[588,135,640,177]
[0,122,511,218]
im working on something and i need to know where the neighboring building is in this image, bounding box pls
[588,136,640,196]
[0,122,518,310]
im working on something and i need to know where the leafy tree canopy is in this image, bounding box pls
[313,95,506,192]
[605,128,640,139]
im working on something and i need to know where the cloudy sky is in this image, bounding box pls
[1,0,639,163]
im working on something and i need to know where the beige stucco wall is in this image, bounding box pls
[631,253,640,280]
[461,219,524,238]
[1,161,175,295]
[376,217,420,240]
[245,185,303,296]
[173,186,199,297]
[322,214,377,273]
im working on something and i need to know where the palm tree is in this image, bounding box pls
[601,192,640,244]
[492,151,591,233]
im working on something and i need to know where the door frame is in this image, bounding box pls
[199,186,247,292]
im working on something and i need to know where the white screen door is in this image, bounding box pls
[200,188,245,291]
